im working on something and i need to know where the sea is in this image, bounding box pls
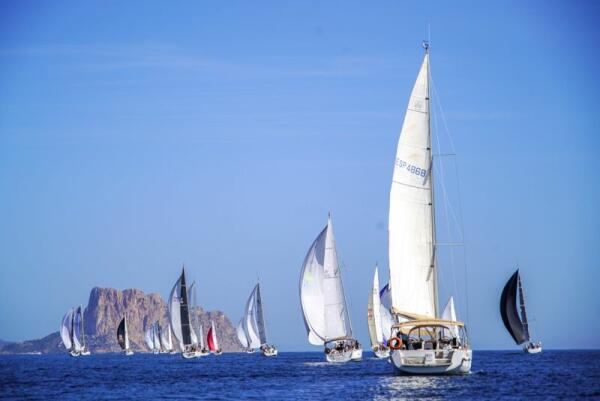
[0,351,598,400]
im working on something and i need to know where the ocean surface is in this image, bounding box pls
[0,351,598,400]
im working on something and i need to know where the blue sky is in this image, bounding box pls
[0,1,598,350]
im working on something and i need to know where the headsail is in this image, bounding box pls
[299,226,327,345]
[168,268,193,346]
[236,319,249,348]
[243,286,262,348]
[441,297,459,338]
[500,270,529,344]
[60,309,73,350]
[379,284,395,341]
[388,51,437,318]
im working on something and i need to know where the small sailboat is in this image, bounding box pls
[160,323,176,354]
[187,281,208,356]
[207,321,222,355]
[197,324,210,356]
[500,269,542,354]
[299,214,361,363]
[73,306,90,356]
[368,265,390,358]
[386,42,471,375]
[117,316,134,356]
[241,282,278,357]
[168,267,201,359]
[145,322,161,354]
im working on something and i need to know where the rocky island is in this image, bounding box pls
[0,287,242,354]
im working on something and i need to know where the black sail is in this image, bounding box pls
[500,270,527,345]
[117,317,126,350]
[179,269,192,346]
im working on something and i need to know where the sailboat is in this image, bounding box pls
[207,321,222,355]
[241,283,278,357]
[187,281,208,356]
[117,316,134,355]
[299,214,362,363]
[197,324,210,356]
[144,322,161,354]
[72,306,90,356]
[500,269,542,354]
[368,265,389,358]
[168,267,201,359]
[387,42,472,374]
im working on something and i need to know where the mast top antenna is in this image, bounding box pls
[422,40,430,51]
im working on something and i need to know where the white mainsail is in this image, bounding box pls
[367,266,384,346]
[300,216,352,344]
[243,287,262,348]
[72,306,84,352]
[322,216,352,340]
[161,324,173,351]
[388,52,437,318]
[236,319,249,348]
[60,309,73,350]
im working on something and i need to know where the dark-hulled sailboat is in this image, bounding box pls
[500,269,542,353]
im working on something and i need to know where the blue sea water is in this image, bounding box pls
[0,351,599,400]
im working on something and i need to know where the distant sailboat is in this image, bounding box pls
[207,321,222,355]
[500,269,542,354]
[387,43,471,374]
[60,308,77,356]
[187,281,208,356]
[117,316,134,355]
[168,267,201,359]
[145,322,161,354]
[160,323,176,354]
[240,283,278,356]
[72,306,90,356]
[197,324,210,356]
[299,214,361,363]
[367,265,389,358]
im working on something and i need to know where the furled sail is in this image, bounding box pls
[299,226,327,345]
[117,317,127,350]
[60,309,73,350]
[368,266,384,347]
[322,217,352,340]
[72,306,84,352]
[236,319,248,348]
[441,297,459,338]
[500,270,529,345]
[168,268,193,347]
[388,52,437,318]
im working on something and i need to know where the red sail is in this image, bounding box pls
[207,327,216,351]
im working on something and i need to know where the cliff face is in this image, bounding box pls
[1,287,242,354]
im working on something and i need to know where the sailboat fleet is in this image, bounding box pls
[56,43,542,372]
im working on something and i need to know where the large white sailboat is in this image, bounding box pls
[240,283,278,356]
[367,265,390,358]
[387,43,472,375]
[299,214,362,363]
[500,269,542,354]
[169,268,202,359]
[117,316,134,356]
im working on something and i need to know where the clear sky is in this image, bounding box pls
[1,1,598,350]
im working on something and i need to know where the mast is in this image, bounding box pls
[424,41,440,318]
[517,273,530,341]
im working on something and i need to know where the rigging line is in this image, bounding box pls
[430,69,460,317]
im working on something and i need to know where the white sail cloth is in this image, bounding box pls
[236,319,249,348]
[60,309,73,350]
[300,216,352,344]
[388,53,437,318]
[441,296,459,338]
[161,324,173,351]
[241,283,268,348]
[72,307,84,352]
[368,267,384,346]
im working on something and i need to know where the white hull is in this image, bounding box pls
[262,348,278,357]
[125,349,134,356]
[325,349,353,363]
[391,348,472,375]
[182,351,202,359]
[80,350,91,356]
[246,349,255,354]
[69,350,80,357]
[373,347,390,359]
[524,345,542,354]
[350,347,363,361]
